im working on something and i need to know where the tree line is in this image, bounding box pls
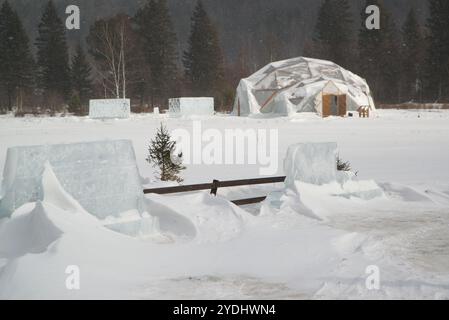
[0,0,449,115]
[0,0,225,114]
[307,0,449,104]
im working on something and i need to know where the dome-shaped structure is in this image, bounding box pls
[233,57,375,117]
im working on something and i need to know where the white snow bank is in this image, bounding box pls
[0,140,145,219]
[0,164,152,299]
[0,201,62,258]
[146,192,254,243]
[102,210,161,240]
[89,99,130,119]
[282,181,383,220]
[275,142,384,220]
[331,232,368,256]
[0,160,446,299]
[0,164,102,258]
[39,163,102,227]
[338,178,384,200]
[43,162,160,239]
[42,162,88,214]
[283,142,383,199]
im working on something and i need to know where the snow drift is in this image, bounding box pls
[146,193,253,243]
[0,201,62,258]
[0,139,252,244]
[0,163,103,259]
[267,142,384,220]
[0,134,447,299]
[0,140,145,219]
[283,142,383,198]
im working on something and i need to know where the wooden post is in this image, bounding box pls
[237,98,241,117]
[210,180,220,196]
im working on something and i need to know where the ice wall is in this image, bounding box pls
[0,140,145,219]
[284,142,338,188]
[169,97,214,116]
[282,142,383,201]
[89,99,130,119]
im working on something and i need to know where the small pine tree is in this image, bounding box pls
[337,155,351,172]
[68,94,82,115]
[147,124,185,183]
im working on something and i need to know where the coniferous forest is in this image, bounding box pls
[0,0,449,114]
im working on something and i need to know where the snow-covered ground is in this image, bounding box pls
[0,109,449,299]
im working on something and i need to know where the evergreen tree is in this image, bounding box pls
[425,0,449,101]
[35,0,71,106]
[358,0,400,103]
[147,124,185,183]
[313,0,355,68]
[68,93,82,115]
[71,44,93,106]
[183,0,224,98]
[401,8,424,102]
[381,13,401,103]
[358,0,382,97]
[0,0,35,111]
[135,0,178,108]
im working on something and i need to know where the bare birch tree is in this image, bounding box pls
[87,15,130,99]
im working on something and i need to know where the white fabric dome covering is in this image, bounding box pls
[232,57,376,117]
